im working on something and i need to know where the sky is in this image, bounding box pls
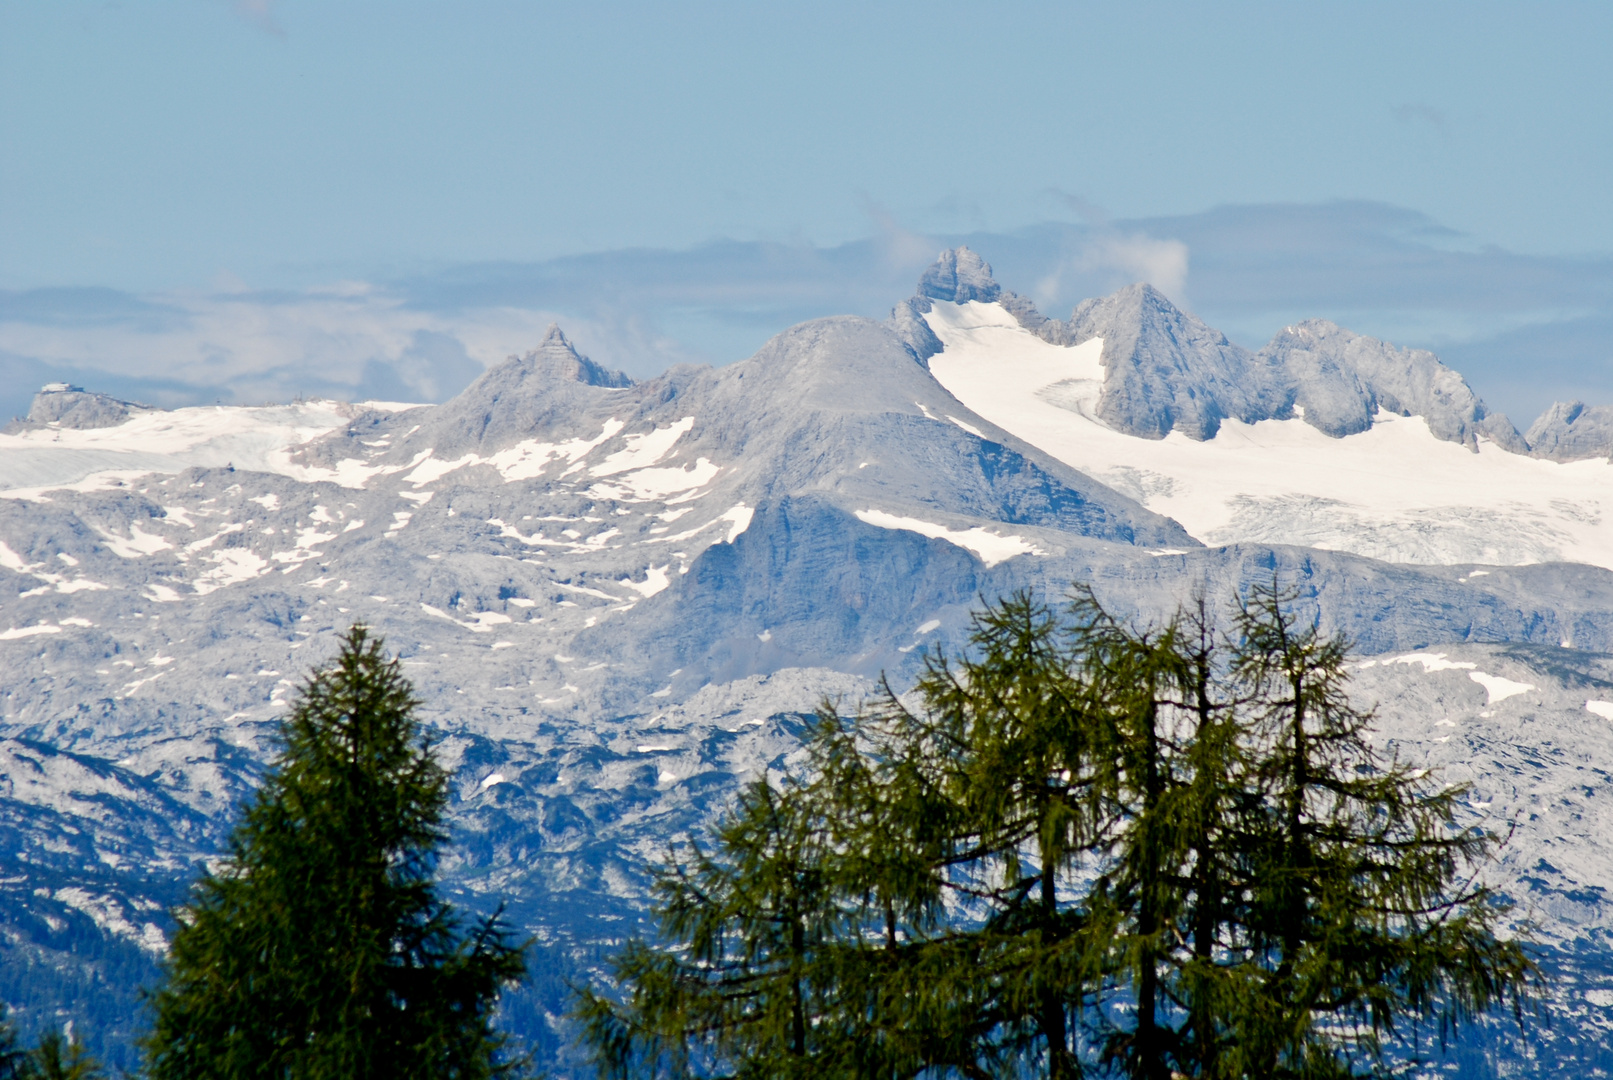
[3,1,1613,430]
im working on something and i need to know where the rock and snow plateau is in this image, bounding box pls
[925,298,1613,568]
[5,259,1613,1071]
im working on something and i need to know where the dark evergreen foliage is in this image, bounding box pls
[576,584,1538,1078]
[23,1030,104,1080]
[0,1006,27,1080]
[143,624,529,1080]
[0,1007,105,1080]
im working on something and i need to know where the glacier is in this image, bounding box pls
[924,297,1613,569]
[2,264,1613,1072]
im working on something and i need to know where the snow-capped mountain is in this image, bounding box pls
[3,251,1613,1072]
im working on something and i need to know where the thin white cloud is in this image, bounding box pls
[0,289,570,407]
[858,195,938,272]
[1035,231,1191,308]
[1086,233,1190,301]
[8,202,1613,429]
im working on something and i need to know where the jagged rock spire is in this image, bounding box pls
[890,248,1048,365]
[918,247,1002,304]
[518,324,632,388]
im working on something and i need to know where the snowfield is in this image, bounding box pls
[926,299,1613,570]
[0,400,375,494]
[8,259,1613,1071]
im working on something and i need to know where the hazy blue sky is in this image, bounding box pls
[3,1,1613,428]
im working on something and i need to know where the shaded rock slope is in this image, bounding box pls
[1,254,1612,1071]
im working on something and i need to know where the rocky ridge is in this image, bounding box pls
[4,386,156,434]
[895,248,1529,451]
[2,254,1613,1071]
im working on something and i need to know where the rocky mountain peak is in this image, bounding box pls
[1257,320,1525,452]
[407,325,633,451]
[520,324,633,389]
[4,386,154,433]
[1064,282,1231,347]
[1525,400,1613,461]
[918,247,1002,304]
[891,249,1048,363]
[1053,283,1273,441]
[903,260,1526,454]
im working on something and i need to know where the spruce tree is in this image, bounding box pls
[576,592,1130,1077]
[144,624,528,1080]
[0,1010,107,1080]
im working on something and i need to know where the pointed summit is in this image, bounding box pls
[1055,283,1279,441]
[522,324,632,389]
[417,324,632,448]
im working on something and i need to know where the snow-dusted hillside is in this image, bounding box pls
[4,256,1613,1072]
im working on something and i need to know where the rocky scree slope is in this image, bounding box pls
[1,260,1612,1071]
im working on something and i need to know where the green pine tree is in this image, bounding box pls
[25,1030,104,1080]
[144,624,529,1080]
[0,1012,107,1080]
[577,587,1539,1079]
[576,591,1132,1077]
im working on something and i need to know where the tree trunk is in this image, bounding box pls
[791,917,806,1058]
[1042,859,1075,1080]
[1189,651,1220,1076]
[1136,696,1166,1080]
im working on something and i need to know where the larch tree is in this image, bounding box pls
[577,586,1538,1079]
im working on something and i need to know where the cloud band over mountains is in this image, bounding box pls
[4,200,1611,432]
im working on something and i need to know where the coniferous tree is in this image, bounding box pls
[578,587,1538,1079]
[1215,583,1535,1077]
[144,625,528,1080]
[0,1011,106,1080]
[0,1006,28,1080]
[577,593,1129,1077]
[25,1030,104,1080]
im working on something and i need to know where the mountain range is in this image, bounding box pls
[2,249,1613,1073]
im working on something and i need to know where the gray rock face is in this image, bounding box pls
[1526,400,1613,462]
[6,387,154,433]
[686,316,1187,546]
[6,269,1613,1071]
[410,324,631,449]
[1055,283,1284,441]
[917,246,1002,304]
[895,250,1527,452]
[890,247,1045,364]
[1259,320,1527,451]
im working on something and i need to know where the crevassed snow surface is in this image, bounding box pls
[0,401,364,493]
[924,299,1613,569]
